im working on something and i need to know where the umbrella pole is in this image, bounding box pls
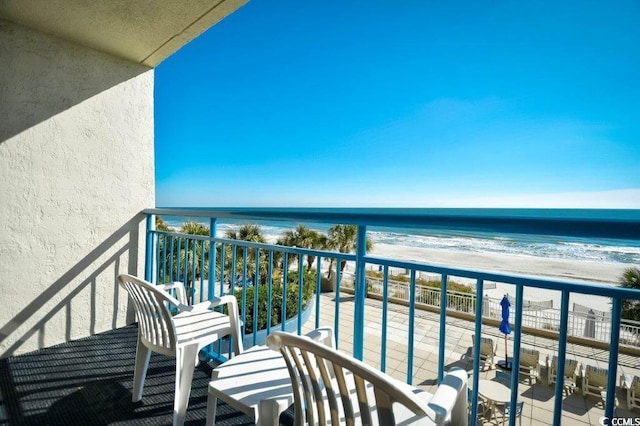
[505,334,508,367]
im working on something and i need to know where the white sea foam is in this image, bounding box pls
[167,218,637,312]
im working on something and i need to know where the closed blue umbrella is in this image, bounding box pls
[499,295,512,368]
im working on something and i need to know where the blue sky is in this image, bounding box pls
[155,1,640,208]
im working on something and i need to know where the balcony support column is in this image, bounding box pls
[353,225,367,361]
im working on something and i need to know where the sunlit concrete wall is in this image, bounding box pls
[0,19,154,357]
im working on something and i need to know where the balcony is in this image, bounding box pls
[2,208,639,425]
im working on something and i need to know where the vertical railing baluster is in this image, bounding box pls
[231,243,237,290]
[199,239,205,302]
[253,247,260,346]
[282,252,289,331]
[191,238,197,303]
[241,246,248,337]
[381,265,389,373]
[145,214,154,282]
[154,231,161,284]
[181,237,188,295]
[219,244,226,296]
[203,219,216,360]
[335,260,341,349]
[169,236,175,282]
[161,231,167,283]
[315,256,322,329]
[509,285,523,426]
[470,279,484,426]
[297,250,304,334]
[209,218,217,301]
[407,269,416,385]
[267,250,274,334]
[553,290,570,425]
[438,274,448,383]
[353,225,367,361]
[605,298,622,420]
[178,237,184,284]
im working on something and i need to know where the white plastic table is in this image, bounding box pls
[206,344,293,426]
[206,328,335,426]
[477,379,511,404]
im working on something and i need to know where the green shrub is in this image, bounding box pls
[235,267,317,334]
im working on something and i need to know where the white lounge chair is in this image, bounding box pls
[472,335,497,371]
[268,330,469,425]
[118,274,243,426]
[582,364,615,407]
[546,355,579,394]
[518,347,540,385]
[621,374,640,411]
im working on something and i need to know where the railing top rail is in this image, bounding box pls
[145,207,640,240]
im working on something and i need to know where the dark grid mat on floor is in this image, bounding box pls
[0,325,275,426]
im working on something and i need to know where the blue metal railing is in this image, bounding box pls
[143,208,640,426]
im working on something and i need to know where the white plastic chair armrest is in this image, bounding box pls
[158,281,188,305]
[623,374,633,389]
[183,295,237,311]
[304,326,335,349]
[428,368,467,425]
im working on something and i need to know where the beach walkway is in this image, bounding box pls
[303,292,640,426]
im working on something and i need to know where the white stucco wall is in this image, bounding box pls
[0,20,154,357]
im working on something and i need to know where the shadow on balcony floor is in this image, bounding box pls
[0,325,264,425]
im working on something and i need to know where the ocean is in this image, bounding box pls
[162,208,640,265]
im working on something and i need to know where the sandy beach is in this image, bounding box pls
[369,242,631,313]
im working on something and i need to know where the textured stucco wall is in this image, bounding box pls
[0,20,155,357]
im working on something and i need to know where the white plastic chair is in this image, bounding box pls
[118,273,243,426]
[267,330,468,425]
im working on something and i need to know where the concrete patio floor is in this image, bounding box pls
[302,292,640,425]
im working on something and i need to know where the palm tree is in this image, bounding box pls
[620,267,640,320]
[225,224,266,243]
[155,215,171,232]
[326,224,373,277]
[278,225,325,269]
[180,221,210,236]
[224,224,267,284]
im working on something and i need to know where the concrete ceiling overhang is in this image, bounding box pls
[0,0,247,67]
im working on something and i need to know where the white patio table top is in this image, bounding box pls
[477,379,512,405]
[206,344,294,426]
